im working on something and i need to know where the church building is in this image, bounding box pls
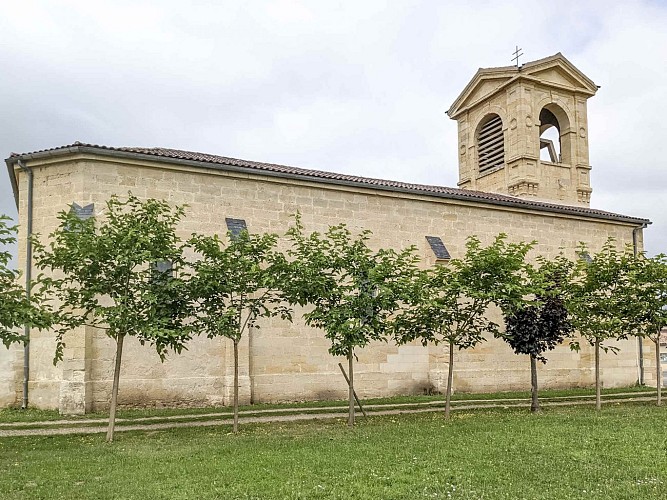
[1,54,655,414]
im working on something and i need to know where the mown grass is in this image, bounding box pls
[1,404,666,499]
[0,385,655,424]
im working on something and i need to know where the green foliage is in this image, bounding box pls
[623,252,667,340]
[568,239,638,411]
[0,215,51,348]
[285,214,419,357]
[392,263,493,351]
[392,234,535,415]
[623,252,667,405]
[393,234,529,351]
[470,234,536,316]
[34,194,190,362]
[569,239,635,353]
[187,227,293,432]
[187,229,292,342]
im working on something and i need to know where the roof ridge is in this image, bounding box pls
[5,142,649,225]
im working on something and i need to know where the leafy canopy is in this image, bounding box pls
[569,239,634,353]
[187,229,292,342]
[0,215,52,347]
[393,234,530,350]
[623,252,667,339]
[34,194,190,362]
[286,214,419,357]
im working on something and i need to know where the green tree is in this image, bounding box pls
[500,256,574,413]
[393,235,534,417]
[624,253,667,406]
[187,230,292,433]
[34,194,190,441]
[0,216,51,348]
[286,215,418,426]
[569,239,634,410]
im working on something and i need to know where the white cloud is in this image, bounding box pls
[1,0,666,261]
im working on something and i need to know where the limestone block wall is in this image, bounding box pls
[0,343,22,407]
[643,336,667,388]
[1,154,645,412]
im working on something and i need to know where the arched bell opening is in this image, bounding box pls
[539,108,560,163]
[538,104,571,164]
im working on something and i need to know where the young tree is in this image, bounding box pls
[1,215,52,347]
[286,215,419,426]
[500,256,574,413]
[393,234,534,417]
[624,253,667,406]
[187,230,292,433]
[569,240,634,410]
[34,194,191,442]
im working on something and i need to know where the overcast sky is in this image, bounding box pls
[2,0,666,263]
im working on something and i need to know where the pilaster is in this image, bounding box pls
[58,325,93,415]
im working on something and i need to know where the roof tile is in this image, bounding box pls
[6,142,649,225]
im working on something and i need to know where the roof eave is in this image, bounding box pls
[6,146,85,209]
[7,145,649,227]
[5,161,18,209]
[447,69,489,118]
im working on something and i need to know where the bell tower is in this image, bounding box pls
[447,53,599,206]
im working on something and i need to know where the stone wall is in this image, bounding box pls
[643,328,667,387]
[1,154,648,413]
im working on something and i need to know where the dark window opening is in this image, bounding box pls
[150,260,174,283]
[225,218,248,240]
[426,236,451,261]
[70,202,94,220]
[577,251,592,264]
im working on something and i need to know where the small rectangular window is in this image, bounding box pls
[70,203,94,220]
[426,236,451,261]
[577,251,592,263]
[225,218,248,239]
[150,260,173,283]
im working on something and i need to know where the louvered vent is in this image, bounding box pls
[477,114,504,173]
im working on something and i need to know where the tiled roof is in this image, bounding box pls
[6,142,650,225]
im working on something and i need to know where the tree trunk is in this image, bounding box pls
[530,354,540,413]
[106,333,125,443]
[233,338,239,433]
[445,339,454,418]
[348,349,354,427]
[595,338,601,411]
[655,337,662,407]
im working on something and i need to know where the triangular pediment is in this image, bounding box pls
[521,53,598,92]
[447,53,598,119]
[527,67,582,88]
[461,76,513,110]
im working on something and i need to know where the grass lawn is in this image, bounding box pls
[1,404,666,499]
